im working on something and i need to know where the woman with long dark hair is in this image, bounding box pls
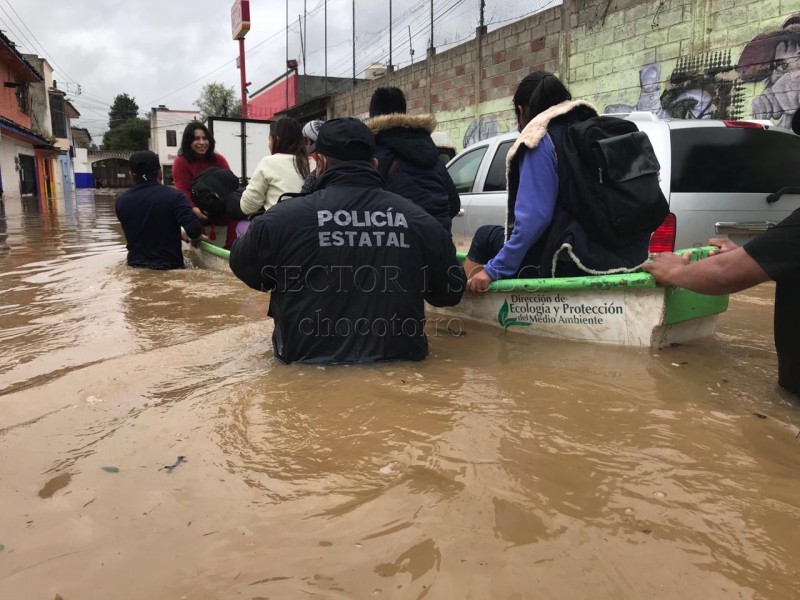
[464,71,648,293]
[239,118,310,217]
[172,122,236,247]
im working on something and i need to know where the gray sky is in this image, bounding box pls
[7,0,546,141]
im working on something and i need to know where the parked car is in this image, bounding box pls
[447,113,800,253]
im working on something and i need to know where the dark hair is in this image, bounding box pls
[512,72,572,128]
[270,118,310,179]
[369,87,407,117]
[178,122,217,163]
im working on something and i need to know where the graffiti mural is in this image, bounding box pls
[462,114,500,147]
[606,53,745,120]
[736,14,800,128]
[606,13,800,125]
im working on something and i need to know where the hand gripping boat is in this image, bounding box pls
[188,239,728,349]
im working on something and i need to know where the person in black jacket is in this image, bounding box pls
[229,118,465,364]
[115,151,204,270]
[367,87,460,232]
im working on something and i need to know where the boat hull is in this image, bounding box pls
[188,240,727,349]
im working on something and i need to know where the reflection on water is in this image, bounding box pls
[0,189,798,599]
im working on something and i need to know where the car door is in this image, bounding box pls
[460,139,515,247]
[447,143,489,251]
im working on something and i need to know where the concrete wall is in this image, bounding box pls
[330,0,800,150]
[74,147,93,189]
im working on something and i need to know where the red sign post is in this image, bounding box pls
[232,0,250,118]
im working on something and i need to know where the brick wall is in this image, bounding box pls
[330,0,800,150]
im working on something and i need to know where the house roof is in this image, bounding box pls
[0,31,43,82]
[65,100,80,118]
[0,114,54,146]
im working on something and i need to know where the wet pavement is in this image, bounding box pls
[0,191,798,599]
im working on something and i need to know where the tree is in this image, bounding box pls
[108,93,139,129]
[101,117,150,151]
[195,83,242,120]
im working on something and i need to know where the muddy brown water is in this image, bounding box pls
[0,191,798,599]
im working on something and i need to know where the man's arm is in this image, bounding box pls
[423,225,466,307]
[173,193,203,240]
[643,247,771,295]
[229,218,276,292]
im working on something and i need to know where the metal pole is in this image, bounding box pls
[303,0,307,78]
[389,0,392,71]
[285,0,289,110]
[352,0,356,86]
[409,25,414,66]
[238,37,248,119]
[324,0,328,92]
[480,0,485,29]
[430,0,434,50]
[298,15,305,102]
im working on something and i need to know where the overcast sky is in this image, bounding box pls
[7,0,548,141]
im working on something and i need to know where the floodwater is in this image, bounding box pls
[0,190,798,600]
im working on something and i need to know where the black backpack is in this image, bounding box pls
[552,115,669,248]
[191,168,244,220]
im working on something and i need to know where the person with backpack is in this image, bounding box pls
[464,72,661,294]
[237,118,310,233]
[172,122,236,248]
[367,87,460,233]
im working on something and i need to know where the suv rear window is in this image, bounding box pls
[448,146,487,193]
[671,128,800,193]
[483,141,514,192]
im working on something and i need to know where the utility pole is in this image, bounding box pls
[388,0,393,72]
[324,0,328,92]
[428,0,435,56]
[285,0,289,110]
[409,25,415,66]
[298,15,305,101]
[352,0,356,86]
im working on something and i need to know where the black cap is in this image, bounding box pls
[315,118,375,162]
[129,150,161,176]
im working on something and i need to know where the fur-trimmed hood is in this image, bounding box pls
[367,113,437,135]
[369,113,441,169]
[506,100,597,172]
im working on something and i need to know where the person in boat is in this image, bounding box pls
[366,87,460,233]
[464,72,650,294]
[300,119,324,194]
[172,122,237,248]
[115,151,205,270]
[236,118,310,238]
[229,118,465,364]
[645,216,800,397]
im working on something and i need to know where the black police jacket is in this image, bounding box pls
[229,160,466,364]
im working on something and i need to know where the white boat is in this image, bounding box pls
[188,239,728,349]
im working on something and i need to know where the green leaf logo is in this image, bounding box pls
[497,300,532,330]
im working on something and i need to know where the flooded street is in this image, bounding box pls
[1,191,798,599]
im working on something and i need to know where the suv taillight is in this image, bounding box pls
[723,120,764,129]
[649,213,676,253]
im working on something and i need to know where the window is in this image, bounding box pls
[671,128,800,193]
[447,146,487,193]
[483,141,514,192]
[50,95,67,139]
[162,165,173,185]
[15,82,30,115]
[166,130,177,147]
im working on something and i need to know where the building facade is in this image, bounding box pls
[148,106,200,184]
[0,34,55,198]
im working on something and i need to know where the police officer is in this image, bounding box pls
[230,118,466,364]
[115,150,204,269]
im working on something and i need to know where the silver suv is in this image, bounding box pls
[447,113,800,252]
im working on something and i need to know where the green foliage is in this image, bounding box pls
[108,93,140,129]
[101,117,150,151]
[195,82,242,120]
